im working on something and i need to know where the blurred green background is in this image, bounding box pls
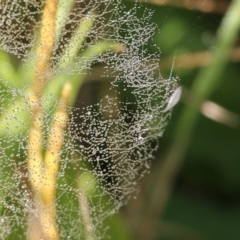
[118,0,240,240]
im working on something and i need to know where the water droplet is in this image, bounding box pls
[6,19,11,26]
[138,136,144,144]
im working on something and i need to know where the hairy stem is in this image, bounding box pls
[43,83,71,206]
[33,0,58,95]
[27,0,59,239]
[28,81,71,240]
[39,82,71,240]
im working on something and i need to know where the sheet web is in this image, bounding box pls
[0,0,178,239]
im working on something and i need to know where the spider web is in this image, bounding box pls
[0,0,179,239]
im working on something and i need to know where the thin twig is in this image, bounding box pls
[160,46,240,70]
[141,0,229,14]
[78,174,96,240]
[78,190,95,240]
[181,87,240,128]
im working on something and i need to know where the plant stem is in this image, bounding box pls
[78,173,97,240]
[39,82,71,240]
[140,0,240,239]
[43,83,71,206]
[28,80,70,240]
[33,0,58,96]
[78,189,95,240]
[27,0,59,239]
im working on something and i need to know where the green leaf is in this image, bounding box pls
[56,0,75,43]
[58,11,97,71]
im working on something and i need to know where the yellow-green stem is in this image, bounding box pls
[27,0,59,239]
